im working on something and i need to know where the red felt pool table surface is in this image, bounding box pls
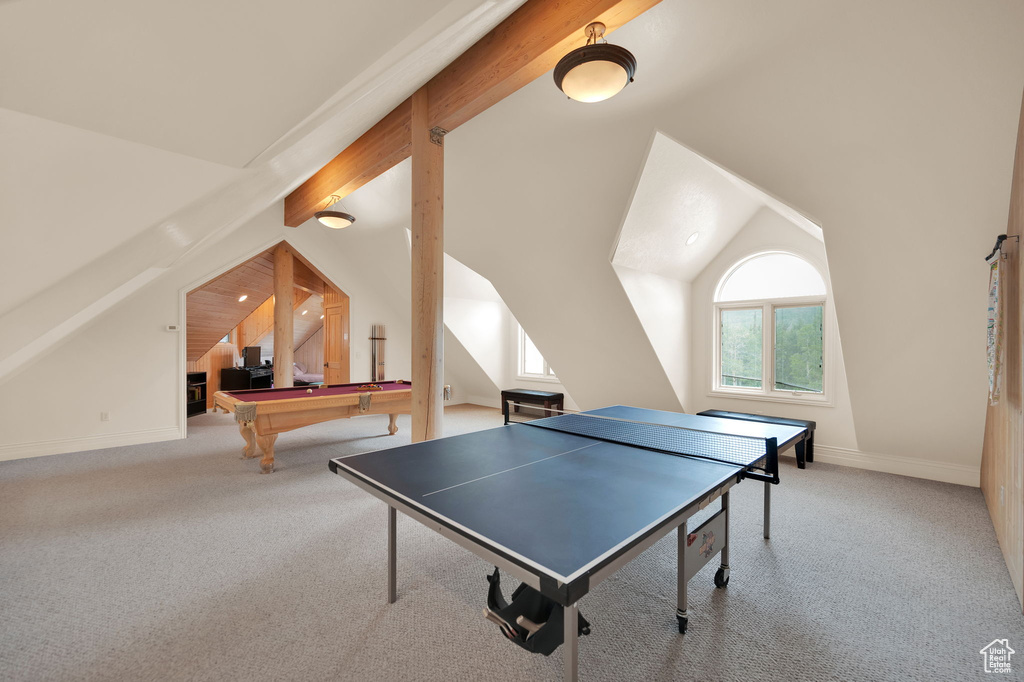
[212,380,413,474]
[220,380,410,402]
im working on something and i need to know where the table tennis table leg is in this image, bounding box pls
[676,520,688,634]
[563,602,579,682]
[714,491,731,588]
[388,506,397,604]
[764,481,771,540]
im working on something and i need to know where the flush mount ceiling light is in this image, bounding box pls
[314,195,356,229]
[685,232,700,246]
[553,22,637,103]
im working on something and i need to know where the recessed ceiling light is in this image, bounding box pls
[301,310,308,315]
[320,314,324,320]
[238,295,248,302]
[685,232,700,246]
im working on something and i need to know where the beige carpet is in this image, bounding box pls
[1,404,1021,681]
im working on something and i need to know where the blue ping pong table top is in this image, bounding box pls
[329,406,803,591]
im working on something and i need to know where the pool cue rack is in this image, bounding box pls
[370,324,387,382]
[986,233,1019,261]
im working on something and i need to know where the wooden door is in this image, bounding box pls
[323,287,350,384]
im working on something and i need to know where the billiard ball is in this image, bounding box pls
[307,388,312,394]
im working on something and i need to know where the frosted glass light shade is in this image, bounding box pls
[553,43,636,103]
[315,210,355,229]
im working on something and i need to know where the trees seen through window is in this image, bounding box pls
[715,252,826,399]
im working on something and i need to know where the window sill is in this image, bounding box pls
[517,374,561,384]
[707,388,834,408]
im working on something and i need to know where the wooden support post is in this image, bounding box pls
[273,244,295,388]
[410,86,444,443]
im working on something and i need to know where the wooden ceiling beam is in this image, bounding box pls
[284,100,412,227]
[293,258,325,296]
[428,0,659,133]
[283,0,661,227]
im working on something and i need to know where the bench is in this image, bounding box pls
[501,389,564,423]
[696,410,816,469]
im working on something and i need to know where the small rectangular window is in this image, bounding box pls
[773,305,823,393]
[519,327,556,379]
[720,308,762,388]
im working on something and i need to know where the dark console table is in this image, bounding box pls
[500,388,564,423]
[221,366,274,391]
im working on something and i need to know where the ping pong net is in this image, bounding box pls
[519,409,779,482]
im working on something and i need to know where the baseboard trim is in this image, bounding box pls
[1,422,979,488]
[0,427,182,462]
[813,444,980,487]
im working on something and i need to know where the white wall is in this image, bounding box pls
[0,207,424,459]
[438,0,1024,482]
[4,0,1022,484]
[612,265,691,410]
[443,253,577,409]
[690,208,857,436]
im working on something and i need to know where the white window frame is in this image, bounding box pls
[518,326,558,382]
[710,253,833,406]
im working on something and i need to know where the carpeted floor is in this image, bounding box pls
[1,404,1021,681]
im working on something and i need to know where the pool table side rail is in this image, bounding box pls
[212,387,413,437]
[213,387,411,411]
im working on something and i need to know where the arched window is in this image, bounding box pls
[713,252,828,400]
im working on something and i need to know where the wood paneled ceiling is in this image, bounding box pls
[259,295,325,358]
[186,246,326,362]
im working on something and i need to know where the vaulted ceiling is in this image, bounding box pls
[0,0,457,167]
[185,246,326,361]
[0,0,527,379]
[2,0,1024,473]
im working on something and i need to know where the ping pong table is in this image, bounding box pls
[328,406,806,681]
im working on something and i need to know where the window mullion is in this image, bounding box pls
[764,303,773,393]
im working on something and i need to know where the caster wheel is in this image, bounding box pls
[714,568,730,588]
[677,617,688,634]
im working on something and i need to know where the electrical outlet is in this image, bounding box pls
[100,412,110,422]
[1000,485,1005,506]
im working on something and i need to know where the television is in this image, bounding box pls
[243,346,261,367]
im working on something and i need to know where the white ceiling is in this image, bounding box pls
[0,107,240,315]
[611,132,762,281]
[0,0,455,167]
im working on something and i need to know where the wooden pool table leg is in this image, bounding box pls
[256,433,278,474]
[239,422,257,459]
[388,413,399,435]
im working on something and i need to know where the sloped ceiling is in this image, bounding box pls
[186,248,327,361]
[186,250,276,361]
[0,0,456,167]
[0,108,240,316]
[612,132,762,281]
[0,0,525,382]
[611,131,822,282]
[3,0,1024,471]
[260,295,325,357]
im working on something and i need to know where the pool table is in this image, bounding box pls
[212,380,413,473]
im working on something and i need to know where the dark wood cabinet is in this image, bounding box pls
[220,366,274,391]
[186,371,207,417]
